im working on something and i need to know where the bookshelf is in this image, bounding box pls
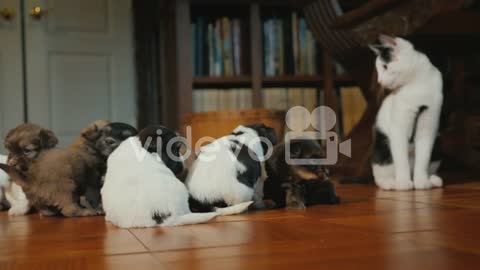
[171,0,355,124]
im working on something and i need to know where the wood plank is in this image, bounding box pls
[1,182,480,269]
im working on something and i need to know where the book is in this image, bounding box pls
[283,15,294,75]
[292,13,301,75]
[204,89,219,111]
[288,88,304,107]
[214,19,223,76]
[277,19,285,75]
[222,17,234,76]
[207,23,215,76]
[232,19,242,76]
[263,88,288,110]
[192,88,253,112]
[306,30,314,75]
[196,17,206,76]
[238,89,252,110]
[193,90,204,112]
[303,88,318,112]
[299,18,307,75]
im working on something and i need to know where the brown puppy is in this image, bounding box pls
[264,139,339,209]
[13,120,116,217]
[2,123,58,215]
[5,123,58,175]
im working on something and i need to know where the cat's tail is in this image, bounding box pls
[214,201,253,216]
[339,176,374,184]
[0,163,28,189]
[161,212,218,227]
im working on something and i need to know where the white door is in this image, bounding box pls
[25,0,136,146]
[0,0,24,152]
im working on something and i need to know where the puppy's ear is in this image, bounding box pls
[122,128,138,138]
[81,120,110,141]
[39,129,59,148]
[263,126,278,146]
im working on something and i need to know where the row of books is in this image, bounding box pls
[193,89,252,112]
[191,17,248,77]
[263,13,320,76]
[192,87,366,136]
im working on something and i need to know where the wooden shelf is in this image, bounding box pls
[262,74,355,87]
[193,75,356,88]
[193,76,252,88]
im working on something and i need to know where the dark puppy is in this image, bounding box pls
[84,122,139,208]
[2,123,58,215]
[12,120,137,217]
[138,125,185,175]
[264,139,340,209]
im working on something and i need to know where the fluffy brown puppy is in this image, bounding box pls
[12,120,136,217]
[2,123,58,215]
[5,123,58,175]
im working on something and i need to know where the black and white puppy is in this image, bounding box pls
[186,124,277,213]
[264,139,340,209]
[101,125,223,228]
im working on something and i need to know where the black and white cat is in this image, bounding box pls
[369,35,443,190]
[186,124,277,211]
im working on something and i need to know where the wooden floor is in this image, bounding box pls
[2,180,480,270]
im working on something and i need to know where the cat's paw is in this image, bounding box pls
[414,179,433,190]
[375,178,396,190]
[429,175,443,187]
[395,180,414,191]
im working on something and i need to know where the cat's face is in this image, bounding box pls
[369,35,416,90]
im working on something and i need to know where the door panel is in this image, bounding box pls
[0,0,24,152]
[25,0,136,146]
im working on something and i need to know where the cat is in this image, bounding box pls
[368,35,443,190]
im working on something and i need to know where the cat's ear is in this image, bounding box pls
[379,34,397,47]
[368,44,381,55]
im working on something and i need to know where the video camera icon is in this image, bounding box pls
[284,106,351,165]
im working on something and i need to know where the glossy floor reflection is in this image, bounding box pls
[1,181,480,270]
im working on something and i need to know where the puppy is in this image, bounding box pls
[83,122,139,209]
[102,125,223,228]
[0,155,10,209]
[1,123,58,215]
[263,139,340,209]
[9,120,137,217]
[186,124,277,213]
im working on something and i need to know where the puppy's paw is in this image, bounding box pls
[429,175,443,187]
[8,206,30,216]
[395,180,414,191]
[414,179,433,190]
[375,178,395,190]
[286,201,306,210]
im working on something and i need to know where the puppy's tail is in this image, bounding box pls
[161,212,218,226]
[214,201,253,216]
[0,163,28,189]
